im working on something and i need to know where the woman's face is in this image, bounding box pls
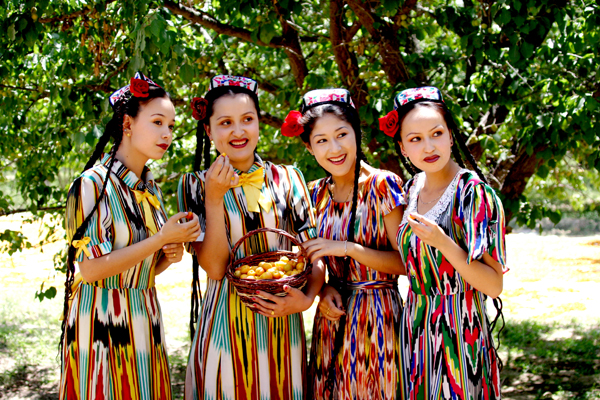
[206,93,259,171]
[127,96,175,161]
[307,113,357,179]
[399,105,453,173]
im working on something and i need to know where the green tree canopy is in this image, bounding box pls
[1,0,599,296]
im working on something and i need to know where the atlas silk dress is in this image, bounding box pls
[60,154,172,400]
[178,155,317,400]
[307,167,406,400]
[397,169,507,400]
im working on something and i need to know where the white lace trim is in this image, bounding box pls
[401,169,470,225]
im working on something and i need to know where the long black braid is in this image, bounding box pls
[392,99,504,370]
[59,85,170,357]
[299,103,367,395]
[188,85,261,340]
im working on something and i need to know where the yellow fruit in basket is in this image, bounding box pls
[240,274,248,279]
[263,262,273,270]
[280,256,289,262]
[283,263,294,272]
[258,261,266,268]
[296,262,305,271]
[247,269,257,276]
[290,270,301,276]
[234,270,242,278]
[255,266,265,275]
[289,260,297,268]
[272,271,283,279]
[246,276,256,280]
[240,265,250,274]
[260,271,274,280]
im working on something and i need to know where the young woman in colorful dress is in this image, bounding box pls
[59,73,201,399]
[178,75,324,400]
[281,89,406,400]
[379,86,507,399]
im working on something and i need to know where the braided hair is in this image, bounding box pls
[189,85,261,340]
[299,103,366,395]
[59,85,170,356]
[393,100,505,370]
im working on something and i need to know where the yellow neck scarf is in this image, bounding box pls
[231,167,273,213]
[133,189,161,236]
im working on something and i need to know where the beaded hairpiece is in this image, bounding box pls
[379,86,444,137]
[108,72,161,109]
[191,75,258,121]
[282,88,356,137]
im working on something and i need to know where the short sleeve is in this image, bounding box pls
[284,166,317,243]
[459,181,507,272]
[177,172,206,255]
[375,171,406,216]
[65,176,114,262]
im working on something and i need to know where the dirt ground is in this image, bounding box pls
[0,213,598,399]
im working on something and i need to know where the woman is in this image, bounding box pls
[178,75,324,400]
[379,86,507,399]
[281,89,406,399]
[59,72,201,399]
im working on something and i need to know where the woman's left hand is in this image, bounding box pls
[162,243,184,264]
[406,212,449,248]
[301,238,346,261]
[252,285,313,318]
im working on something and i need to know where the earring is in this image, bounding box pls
[124,129,131,137]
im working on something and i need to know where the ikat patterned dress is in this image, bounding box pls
[177,155,317,400]
[307,167,406,400]
[397,169,507,400]
[60,154,172,400]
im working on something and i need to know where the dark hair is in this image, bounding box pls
[59,85,171,356]
[392,100,505,370]
[393,101,488,184]
[299,103,366,393]
[189,85,261,340]
[193,86,261,171]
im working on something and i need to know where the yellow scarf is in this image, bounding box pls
[231,167,272,213]
[133,189,161,236]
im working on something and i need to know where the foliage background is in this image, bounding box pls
[0,0,599,298]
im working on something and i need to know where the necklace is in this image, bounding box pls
[418,182,451,205]
[328,179,354,203]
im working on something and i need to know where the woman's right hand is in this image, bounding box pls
[318,284,345,322]
[205,154,240,204]
[158,212,201,245]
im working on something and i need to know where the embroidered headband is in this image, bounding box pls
[281,89,356,137]
[108,72,161,109]
[190,75,259,121]
[379,86,444,138]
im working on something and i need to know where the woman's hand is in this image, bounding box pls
[406,212,449,249]
[204,155,240,204]
[162,243,184,264]
[302,238,346,261]
[252,285,313,318]
[158,212,201,245]
[317,284,345,322]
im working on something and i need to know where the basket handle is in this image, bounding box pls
[230,227,307,261]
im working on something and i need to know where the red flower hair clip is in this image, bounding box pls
[379,109,399,138]
[130,78,149,98]
[191,97,208,121]
[281,110,304,137]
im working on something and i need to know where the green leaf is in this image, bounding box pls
[520,41,534,59]
[8,24,15,41]
[547,209,562,225]
[180,62,194,84]
[536,164,549,178]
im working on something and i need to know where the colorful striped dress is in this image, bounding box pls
[307,167,406,400]
[60,154,172,400]
[397,169,507,400]
[177,155,317,400]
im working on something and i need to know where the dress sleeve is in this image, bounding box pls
[459,181,507,272]
[177,172,206,255]
[285,166,317,243]
[65,175,114,262]
[375,172,407,216]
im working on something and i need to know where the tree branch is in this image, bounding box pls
[0,205,65,217]
[272,0,308,87]
[37,0,117,24]
[82,60,129,93]
[260,111,283,129]
[346,0,410,87]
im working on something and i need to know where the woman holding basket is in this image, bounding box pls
[177,75,324,400]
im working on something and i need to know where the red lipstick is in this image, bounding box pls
[423,155,440,163]
[157,143,169,150]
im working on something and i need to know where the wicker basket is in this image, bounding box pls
[225,227,312,307]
